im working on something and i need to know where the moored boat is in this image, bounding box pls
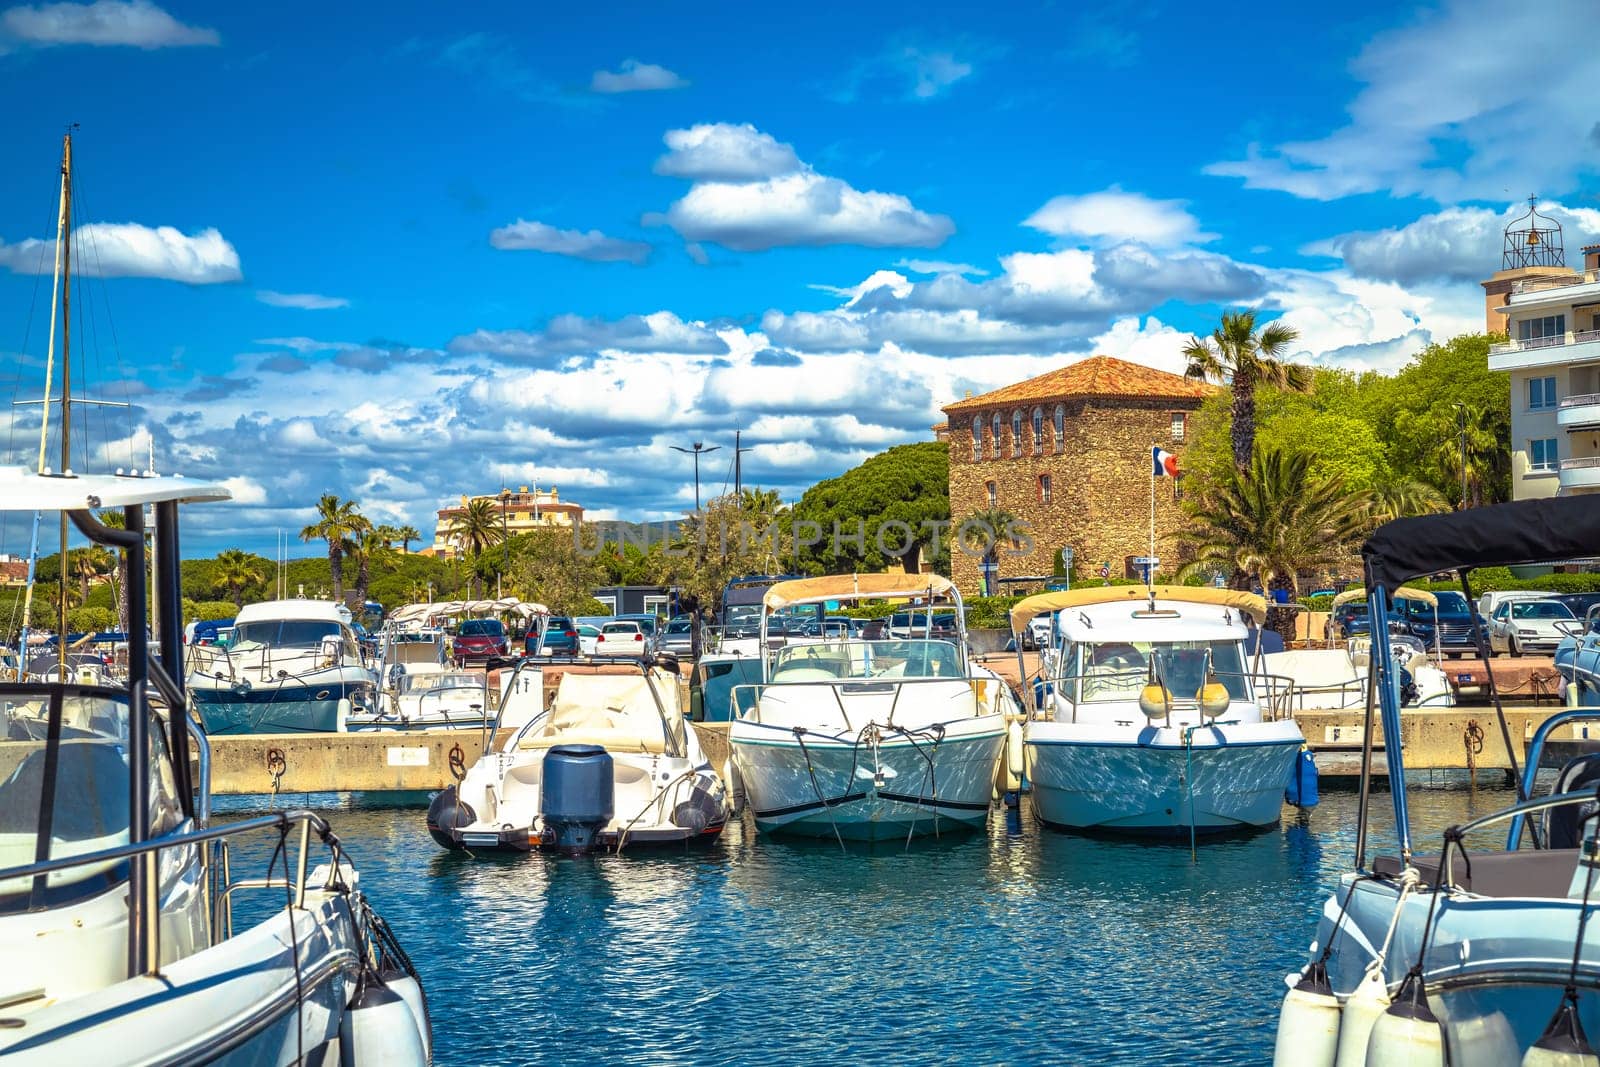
[1012,585,1307,837]
[729,573,1011,842]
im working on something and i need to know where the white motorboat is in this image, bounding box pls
[0,467,430,1064]
[348,664,490,731]
[427,655,729,854]
[187,599,378,734]
[1013,585,1307,837]
[1272,496,1600,1067]
[728,574,1011,842]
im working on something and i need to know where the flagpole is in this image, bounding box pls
[1149,443,1156,592]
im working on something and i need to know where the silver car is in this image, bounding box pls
[658,617,697,657]
[1488,598,1578,656]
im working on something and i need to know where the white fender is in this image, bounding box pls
[1334,966,1390,1067]
[1006,720,1025,789]
[387,975,432,1064]
[1364,988,1444,1067]
[1274,969,1340,1067]
[1442,1010,1517,1067]
[1522,997,1600,1067]
[337,697,352,733]
[339,982,428,1065]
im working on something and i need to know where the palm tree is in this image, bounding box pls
[96,509,130,634]
[351,529,398,607]
[1367,477,1450,524]
[446,497,505,596]
[396,524,421,554]
[1427,405,1502,509]
[958,507,1022,595]
[214,548,267,608]
[739,487,784,515]
[70,547,113,606]
[299,494,369,601]
[1183,310,1310,473]
[1180,449,1370,615]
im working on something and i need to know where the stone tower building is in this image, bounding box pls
[941,355,1213,595]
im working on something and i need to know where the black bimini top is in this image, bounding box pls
[1363,496,1600,592]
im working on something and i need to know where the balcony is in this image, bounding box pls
[1559,456,1600,491]
[1489,329,1600,370]
[1559,393,1600,429]
[1511,269,1600,296]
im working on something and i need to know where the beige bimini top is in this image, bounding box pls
[1008,584,1269,634]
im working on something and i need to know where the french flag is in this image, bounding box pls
[1153,446,1180,478]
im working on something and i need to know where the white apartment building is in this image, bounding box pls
[1485,229,1600,499]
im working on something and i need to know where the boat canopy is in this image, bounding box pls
[1008,584,1268,633]
[0,466,230,510]
[762,573,956,609]
[1331,586,1437,609]
[1363,496,1600,592]
[387,599,549,626]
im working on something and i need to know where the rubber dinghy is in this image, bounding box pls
[729,574,1012,842]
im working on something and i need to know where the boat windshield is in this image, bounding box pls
[0,686,183,914]
[402,672,485,695]
[1070,640,1250,704]
[230,619,343,650]
[770,639,963,681]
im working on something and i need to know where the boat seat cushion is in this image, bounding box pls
[771,667,838,683]
[1374,849,1580,899]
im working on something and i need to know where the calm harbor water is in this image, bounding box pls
[223,778,1520,1066]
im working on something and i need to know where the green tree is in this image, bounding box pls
[445,497,505,597]
[96,509,131,634]
[788,442,950,575]
[69,547,113,606]
[396,524,422,554]
[508,528,607,616]
[299,494,369,601]
[1180,449,1370,617]
[350,530,399,607]
[1368,476,1450,524]
[213,548,269,608]
[1183,310,1310,473]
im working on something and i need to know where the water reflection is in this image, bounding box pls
[213,777,1524,1065]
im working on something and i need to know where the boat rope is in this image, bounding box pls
[792,727,846,853]
[891,723,946,846]
[1180,720,1239,863]
[264,822,305,1067]
[616,768,699,854]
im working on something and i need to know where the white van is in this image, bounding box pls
[1477,590,1553,621]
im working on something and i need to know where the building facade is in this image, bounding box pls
[941,355,1213,594]
[430,485,584,558]
[1486,244,1600,499]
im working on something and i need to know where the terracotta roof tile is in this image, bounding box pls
[942,355,1215,414]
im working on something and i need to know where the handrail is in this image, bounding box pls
[1508,708,1600,848]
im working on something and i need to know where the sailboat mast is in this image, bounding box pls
[56,133,73,681]
[35,133,70,474]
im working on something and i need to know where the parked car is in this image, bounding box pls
[613,613,660,652]
[1325,601,1370,643]
[528,615,579,655]
[594,620,649,655]
[659,616,697,657]
[1488,598,1578,656]
[1025,612,1054,651]
[1476,590,1553,621]
[576,623,601,655]
[1392,590,1480,658]
[1554,593,1600,632]
[453,618,508,665]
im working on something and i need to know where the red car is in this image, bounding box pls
[452,619,508,665]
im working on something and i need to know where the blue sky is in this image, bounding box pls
[0,0,1596,555]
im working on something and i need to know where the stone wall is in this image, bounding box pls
[947,397,1201,594]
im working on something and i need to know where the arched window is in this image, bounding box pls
[1011,410,1023,457]
[1053,404,1065,453]
[971,416,982,460]
[991,412,1002,458]
[1031,407,1044,455]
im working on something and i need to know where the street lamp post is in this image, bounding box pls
[733,429,755,499]
[670,442,721,510]
[498,488,511,598]
[1454,403,1469,510]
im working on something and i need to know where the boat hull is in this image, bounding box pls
[191,677,372,734]
[1025,719,1302,834]
[730,716,1005,840]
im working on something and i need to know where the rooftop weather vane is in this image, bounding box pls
[1503,195,1565,270]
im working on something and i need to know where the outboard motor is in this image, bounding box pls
[425,786,476,850]
[541,744,614,854]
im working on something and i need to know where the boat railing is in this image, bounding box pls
[1028,668,1302,722]
[0,804,348,978]
[1507,708,1600,848]
[729,674,982,730]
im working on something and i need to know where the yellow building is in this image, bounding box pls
[429,486,584,558]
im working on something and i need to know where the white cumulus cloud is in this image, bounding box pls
[1,0,217,48]
[0,222,240,283]
[1025,187,1213,247]
[591,59,687,93]
[257,290,349,310]
[488,219,651,264]
[654,123,802,182]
